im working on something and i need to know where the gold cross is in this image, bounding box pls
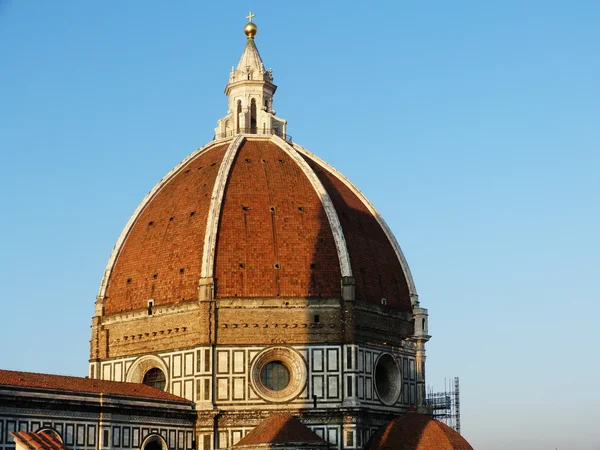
[246,11,255,23]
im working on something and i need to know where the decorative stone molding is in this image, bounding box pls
[250,347,307,403]
[140,433,169,450]
[201,135,245,278]
[97,140,221,300]
[125,355,170,389]
[271,135,352,278]
[373,353,402,406]
[292,143,419,301]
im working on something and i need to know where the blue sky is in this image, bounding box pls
[1,1,599,449]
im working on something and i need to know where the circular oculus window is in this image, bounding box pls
[251,347,306,402]
[374,353,402,405]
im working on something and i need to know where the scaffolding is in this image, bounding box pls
[426,377,461,434]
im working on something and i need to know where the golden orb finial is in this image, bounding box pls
[244,11,257,38]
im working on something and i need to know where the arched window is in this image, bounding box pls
[141,434,167,450]
[144,440,162,450]
[236,100,242,134]
[250,98,257,134]
[38,429,63,443]
[143,368,166,391]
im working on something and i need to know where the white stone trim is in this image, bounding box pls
[201,135,245,278]
[249,346,307,403]
[271,135,352,277]
[125,354,170,387]
[96,140,230,299]
[292,144,418,298]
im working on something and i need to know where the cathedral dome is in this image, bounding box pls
[89,17,432,444]
[98,135,416,315]
[367,414,474,450]
[95,16,419,336]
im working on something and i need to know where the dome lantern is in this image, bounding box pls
[215,14,287,140]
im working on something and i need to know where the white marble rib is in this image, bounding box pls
[292,143,418,297]
[271,135,352,278]
[200,135,245,278]
[96,140,229,299]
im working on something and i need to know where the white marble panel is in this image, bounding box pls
[232,430,243,445]
[173,381,182,397]
[184,352,194,376]
[327,349,338,372]
[173,354,182,378]
[217,378,229,400]
[328,428,338,445]
[365,352,372,374]
[102,364,111,381]
[233,377,244,400]
[217,351,229,374]
[184,379,194,401]
[114,363,123,382]
[313,349,323,372]
[313,375,324,398]
[327,375,338,399]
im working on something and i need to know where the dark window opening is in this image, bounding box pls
[260,361,290,391]
[250,98,257,133]
[143,368,166,391]
[144,440,162,450]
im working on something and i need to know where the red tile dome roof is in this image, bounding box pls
[99,136,416,315]
[233,414,327,447]
[367,414,473,450]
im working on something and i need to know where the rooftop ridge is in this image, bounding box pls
[0,369,190,403]
[234,414,327,447]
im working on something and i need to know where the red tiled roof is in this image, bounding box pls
[10,431,67,450]
[301,153,411,311]
[0,369,189,403]
[102,137,412,314]
[367,414,473,450]
[105,143,229,314]
[234,414,327,447]
[214,140,341,299]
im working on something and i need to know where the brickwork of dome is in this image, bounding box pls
[103,143,229,315]
[99,136,415,315]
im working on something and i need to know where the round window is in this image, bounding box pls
[143,368,166,391]
[250,347,307,402]
[374,353,401,405]
[260,360,290,391]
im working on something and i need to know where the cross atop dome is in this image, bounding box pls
[244,11,258,39]
[214,15,287,140]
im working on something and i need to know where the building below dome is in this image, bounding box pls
[232,414,329,450]
[366,414,473,450]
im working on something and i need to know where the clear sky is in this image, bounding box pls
[1,1,598,449]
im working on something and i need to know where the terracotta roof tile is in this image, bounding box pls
[301,153,412,311]
[0,369,189,403]
[10,430,67,450]
[367,414,473,450]
[215,140,341,299]
[105,142,229,314]
[234,414,327,447]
